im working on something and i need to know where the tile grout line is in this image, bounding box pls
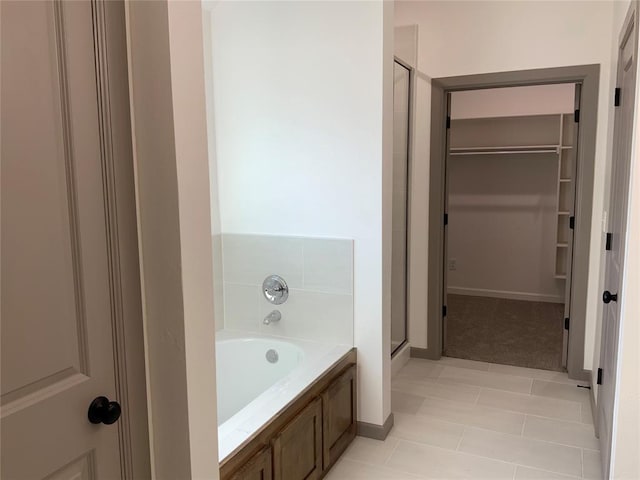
[435,421,589,452]
[395,385,595,433]
[511,462,583,480]
[399,390,588,431]
[455,426,466,451]
[400,435,580,479]
[382,436,402,468]
[392,433,582,479]
[434,359,580,387]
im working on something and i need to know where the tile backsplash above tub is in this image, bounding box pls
[220,233,353,345]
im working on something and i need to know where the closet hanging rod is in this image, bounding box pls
[450,144,560,151]
[449,149,558,156]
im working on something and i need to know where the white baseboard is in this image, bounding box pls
[447,286,564,304]
[391,342,410,378]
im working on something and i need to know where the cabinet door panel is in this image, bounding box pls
[229,447,272,480]
[322,365,357,469]
[272,398,322,480]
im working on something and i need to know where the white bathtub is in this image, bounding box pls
[216,330,352,462]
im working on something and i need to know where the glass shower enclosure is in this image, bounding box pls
[391,60,410,355]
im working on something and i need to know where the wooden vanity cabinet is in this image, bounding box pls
[272,398,323,480]
[228,447,272,480]
[321,365,357,470]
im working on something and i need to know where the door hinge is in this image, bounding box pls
[597,367,603,385]
[442,305,447,317]
[446,116,451,129]
[444,213,449,226]
[615,87,621,107]
[606,232,612,251]
[574,109,580,123]
[569,216,575,230]
[564,318,570,330]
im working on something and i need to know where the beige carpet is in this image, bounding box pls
[444,294,565,371]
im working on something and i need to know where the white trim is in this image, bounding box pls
[391,343,411,378]
[447,286,564,304]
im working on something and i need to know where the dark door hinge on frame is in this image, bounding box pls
[446,116,451,129]
[569,216,575,230]
[615,87,621,107]
[442,305,447,317]
[444,213,448,226]
[606,232,612,251]
[597,367,603,385]
[574,109,580,123]
[564,318,570,330]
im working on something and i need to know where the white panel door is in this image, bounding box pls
[1,1,122,478]
[597,3,638,478]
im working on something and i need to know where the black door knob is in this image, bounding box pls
[603,290,618,304]
[88,396,121,425]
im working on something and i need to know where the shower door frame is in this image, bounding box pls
[391,56,413,357]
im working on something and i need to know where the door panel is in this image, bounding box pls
[228,448,272,480]
[321,365,356,469]
[272,398,322,480]
[45,454,95,480]
[442,92,452,351]
[597,3,638,477]
[1,1,121,478]
[562,87,581,368]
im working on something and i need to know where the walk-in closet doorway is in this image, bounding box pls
[426,66,600,381]
[443,84,579,371]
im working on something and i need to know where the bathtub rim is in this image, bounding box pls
[218,346,356,470]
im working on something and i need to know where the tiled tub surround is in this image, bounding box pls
[327,357,602,480]
[219,233,354,345]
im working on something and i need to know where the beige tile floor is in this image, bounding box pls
[326,356,602,480]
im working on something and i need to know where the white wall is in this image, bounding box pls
[126,1,218,478]
[447,152,564,302]
[201,10,225,332]
[207,1,394,426]
[395,0,616,366]
[451,84,575,119]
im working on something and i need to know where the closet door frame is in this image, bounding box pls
[424,65,600,383]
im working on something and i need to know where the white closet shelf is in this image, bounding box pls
[557,243,569,248]
[558,211,571,215]
[449,145,561,156]
[559,178,571,182]
[554,274,568,280]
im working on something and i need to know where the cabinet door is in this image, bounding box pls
[322,365,357,469]
[272,397,322,480]
[229,447,272,480]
